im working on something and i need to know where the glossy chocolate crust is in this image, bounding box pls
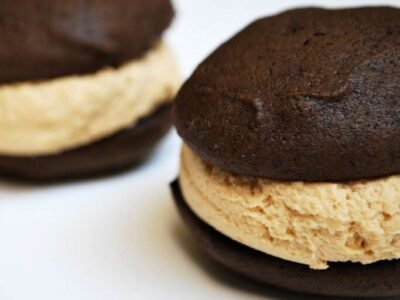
[0,104,172,181]
[171,180,400,297]
[174,7,400,182]
[0,0,173,83]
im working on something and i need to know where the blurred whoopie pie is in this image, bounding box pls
[0,0,180,181]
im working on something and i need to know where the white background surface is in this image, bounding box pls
[1,1,399,299]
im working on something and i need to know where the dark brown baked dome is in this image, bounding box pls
[0,0,173,83]
[174,7,400,182]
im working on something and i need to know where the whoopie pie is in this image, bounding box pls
[0,0,180,181]
[172,7,400,298]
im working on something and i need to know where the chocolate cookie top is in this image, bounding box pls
[0,0,173,83]
[175,7,400,182]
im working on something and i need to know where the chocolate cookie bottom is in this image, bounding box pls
[0,104,172,181]
[171,180,400,298]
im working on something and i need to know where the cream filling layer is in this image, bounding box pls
[0,43,180,156]
[179,145,400,269]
